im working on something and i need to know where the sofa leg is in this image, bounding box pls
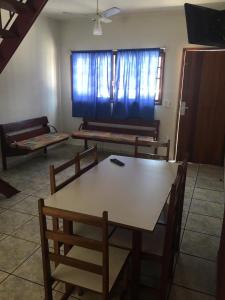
[44,147,47,155]
[2,154,7,171]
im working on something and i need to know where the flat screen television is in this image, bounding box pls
[184,3,225,47]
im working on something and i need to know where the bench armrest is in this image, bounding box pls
[48,124,58,133]
[79,122,84,130]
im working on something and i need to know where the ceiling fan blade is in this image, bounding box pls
[101,7,121,18]
[100,16,112,23]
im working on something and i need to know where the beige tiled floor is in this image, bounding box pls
[0,144,224,299]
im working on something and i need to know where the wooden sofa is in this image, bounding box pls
[72,118,160,149]
[0,116,70,170]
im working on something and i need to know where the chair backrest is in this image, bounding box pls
[49,156,80,195]
[76,145,98,175]
[161,162,187,286]
[38,198,109,298]
[82,118,160,141]
[49,145,98,195]
[134,137,170,161]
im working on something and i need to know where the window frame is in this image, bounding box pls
[154,49,165,105]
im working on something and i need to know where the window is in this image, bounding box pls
[71,48,165,120]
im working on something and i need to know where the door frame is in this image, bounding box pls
[174,47,225,161]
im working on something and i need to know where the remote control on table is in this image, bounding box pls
[110,158,125,167]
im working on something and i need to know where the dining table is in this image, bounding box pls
[44,155,178,299]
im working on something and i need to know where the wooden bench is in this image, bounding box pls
[72,118,160,149]
[0,116,70,170]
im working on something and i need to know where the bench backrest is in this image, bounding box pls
[82,118,160,140]
[0,116,50,144]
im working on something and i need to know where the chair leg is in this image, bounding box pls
[1,152,7,170]
[44,282,53,300]
[84,139,88,150]
[77,287,84,296]
[60,283,74,300]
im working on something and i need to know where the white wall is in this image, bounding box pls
[0,16,61,128]
[59,9,190,157]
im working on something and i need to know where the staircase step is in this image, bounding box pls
[0,0,31,14]
[0,29,17,38]
[0,178,19,198]
[0,0,48,73]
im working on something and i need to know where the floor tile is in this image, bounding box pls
[186,176,196,187]
[13,216,41,244]
[190,199,224,219]
[0,210,32,234]
[170,285,215,300]
[0,235,38,272]
[0,233,7,241]
[0,192,29,208]
[193,188,224,204]
[0,275,45,300]
[185,186,194,198]
[181,230,220,261]
[198,165,223,180]
[186,213,222,236]
[14,248,44,284]
[196,177,224,192]
[174,254,216,295]
[11,195,39,216]
[182,211,188,229]
[183,197,191,211]
[0,271,8,284]
[187,164,198,178]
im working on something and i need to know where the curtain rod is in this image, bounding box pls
[70,47,166,54]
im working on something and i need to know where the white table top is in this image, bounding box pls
[45,156,178,232]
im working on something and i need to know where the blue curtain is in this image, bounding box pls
[71,51,112,119]
[113,49,160,121]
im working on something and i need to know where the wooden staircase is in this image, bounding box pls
[0,178,19,197]
[0,0,48,73]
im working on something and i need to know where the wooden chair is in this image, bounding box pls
[49,145,98,195]
[38,199,130,300]
[109,162,186,300]
[134,137,170,161]
[157,160,187,252]
[49,145,114,252]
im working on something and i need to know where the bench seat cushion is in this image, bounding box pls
[72,130,154,144]
[10,133,70,151]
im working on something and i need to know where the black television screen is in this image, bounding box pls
[184,3,225,47]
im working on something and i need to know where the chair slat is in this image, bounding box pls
[54,157,78,174]
[49,145,98,194]
[134,137,170,161]
[42,206,104,228]
[45,230,103,252]
[49,253,103,275]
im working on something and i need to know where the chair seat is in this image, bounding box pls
[74,223,115,240]
[10,133,70,151]
[72,130,155,144]
[109,226,165,257]
[52,245,130,293]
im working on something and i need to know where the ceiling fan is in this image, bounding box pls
[92,0,121,35]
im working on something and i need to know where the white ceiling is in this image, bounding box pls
[43,0,225,19]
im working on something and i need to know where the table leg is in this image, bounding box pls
[131,230,142,300]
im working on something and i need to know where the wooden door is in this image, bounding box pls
[176,49,225,165]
